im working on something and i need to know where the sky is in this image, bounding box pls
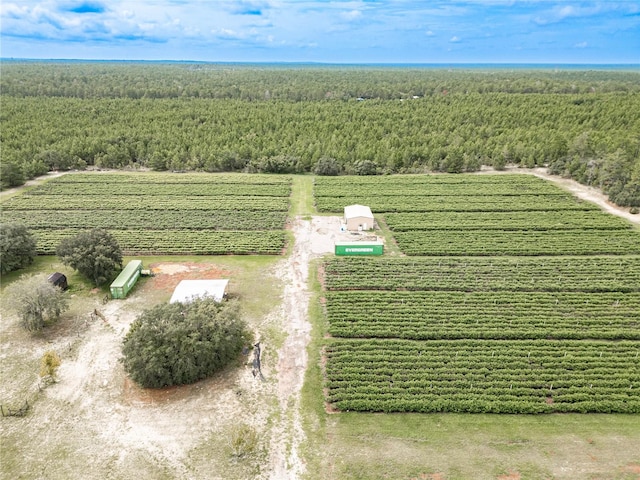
[1,1,639,64]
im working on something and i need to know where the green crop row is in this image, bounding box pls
[3,194,290,211]
[322,256,640,293]
[28,181,291,197]
[34,229,286,255]
[325,291,640,340]
[315,194,596,213]
[384,210,633,232]
[324,338,640,413]
[2,209,287,231]
[52,172,292,185]
[313,174,558,186]
[314,182,565,198]
[394,229,640,256]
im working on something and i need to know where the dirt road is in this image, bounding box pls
[476,166,639,225]
[267,216,342,479]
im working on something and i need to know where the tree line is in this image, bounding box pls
[1,62,638,206]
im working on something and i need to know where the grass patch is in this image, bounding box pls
[290,175,315,217]
[228,423,260,459]
[309,412,640,479]
[0,256,97,293]
[375,215,404,256]
[299,259,331,477]
[188,422,267,479]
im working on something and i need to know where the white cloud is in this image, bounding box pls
[532,3,638,26]
[341,9,362,21]
[0,3,30,18]
[450,35,460,42]
[574,41,588,48]
[213,28,243,40]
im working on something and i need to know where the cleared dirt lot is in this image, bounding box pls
[0,216,343,480]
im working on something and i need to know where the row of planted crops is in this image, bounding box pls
[2,172,291,255]
[315,174,640,413]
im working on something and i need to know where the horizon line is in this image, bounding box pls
[2,57,640,67]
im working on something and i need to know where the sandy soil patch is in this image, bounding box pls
[145,262,232,293]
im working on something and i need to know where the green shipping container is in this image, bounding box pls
[110,260,143,299]
[335,242,384,256]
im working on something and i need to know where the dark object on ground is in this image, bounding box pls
[47,272,68,291]
[252,342,265,381]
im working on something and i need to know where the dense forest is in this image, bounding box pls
[1,62,639,206]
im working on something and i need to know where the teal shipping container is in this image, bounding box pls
[110,260,143,299]
[335,242,384,256]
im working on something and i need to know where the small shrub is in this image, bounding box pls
[228,423,259,458]
[4,274,69,332]
[40,350,61,381]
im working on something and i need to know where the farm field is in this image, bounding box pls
[3,172,640,479]
[316,174,640,414]
[2,172,291,255]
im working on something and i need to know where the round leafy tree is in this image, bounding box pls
[314,156,341,176]
[0,223,37,275]
[4,274,69,332]
[56,229,122,286]
[121,298,251,388]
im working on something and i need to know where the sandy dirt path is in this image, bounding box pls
[476,166,640,225]
[268,216,340,480]
[528,168,640,225]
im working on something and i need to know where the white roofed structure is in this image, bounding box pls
[344,204,374,231]
[169,279,229,304]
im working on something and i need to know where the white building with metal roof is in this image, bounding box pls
[344,204,374,231]
[169,279,229,304]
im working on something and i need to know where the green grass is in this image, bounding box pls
[374,215,403,256]
[305,412,640,480]
[290,175,315,217]
[0,256,97,293]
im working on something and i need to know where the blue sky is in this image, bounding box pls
[1,1,639,63]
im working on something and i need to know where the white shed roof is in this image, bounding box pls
[169,279,229,304]
[344,204,373,219]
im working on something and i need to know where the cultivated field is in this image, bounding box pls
[316,174,640,415]
[2,173,291,255]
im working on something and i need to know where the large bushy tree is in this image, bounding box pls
[0,161,26,190]
[122,298,251,388]
[0,223,37,275]
[4,274,69,332]
[56,229,122,286]
[314,157,342,176]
